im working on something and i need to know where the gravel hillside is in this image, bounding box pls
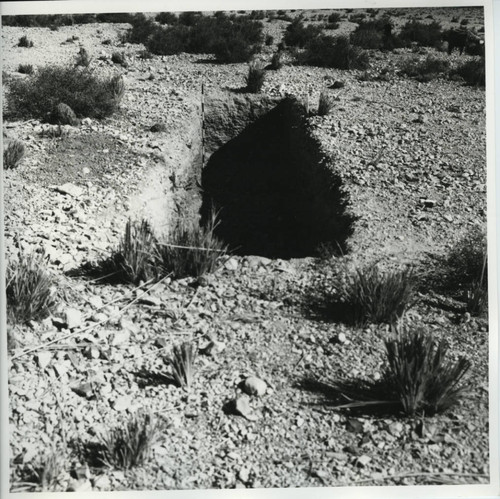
[1,8,491,493]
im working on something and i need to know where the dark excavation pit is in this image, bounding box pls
[200,96,356,259]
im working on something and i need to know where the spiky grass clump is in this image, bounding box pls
[18,63,34,74]
[97,412,165,470]
[446,225,487,315]
[6,251,57,323]
[169,341,196,389]
[13,449,66,492]
[110,219,158,285]
[384,328,472,416]
[246,60,266,93]
[158,213,227,279]
[3,139,26,169]
[317,91,335,116]
[342,263,416,325]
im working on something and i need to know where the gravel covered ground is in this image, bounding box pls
[1,7,492,493]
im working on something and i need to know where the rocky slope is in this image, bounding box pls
[2,9,491,493]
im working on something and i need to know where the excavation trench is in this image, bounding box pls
[199,94,356,259]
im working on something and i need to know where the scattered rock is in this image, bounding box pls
[54,183,84,198]
[53,103,81,127]
[36,351,52,370]
[224,257,239,271]
[234,395,259,421]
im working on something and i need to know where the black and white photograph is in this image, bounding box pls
[1,0,498,496]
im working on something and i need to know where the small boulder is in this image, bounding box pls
[65,308,83,330]
[242,376,267,397]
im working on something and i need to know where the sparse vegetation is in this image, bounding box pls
[400,54,450,82]
[246,60,266,92]
[3,139,26,169]
[111,51,127,66]
[155,12,179,25]
[97,412,165,469]
[13,449,66,492]
[452,58,485,86]
[317,91,334,115]
[301,35,369,70]
[399,19,443,48]
[6,65,125,121]
[168,342,197,389]
[108,219,158,285]
[17,63,34,74]
[157,213,227,279]
[18,35,34,47]
[75,47,91,67]
[283,18,322,48]
[340,264,416,325]
[350,17,397,50]
[383,327,472,415]
[269,51,283,70]
[6,250,57,324]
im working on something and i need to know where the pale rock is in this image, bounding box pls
[111,330,130,346]
[36,352,52,370]
[234,395,258,421]
[243,376,267,397]
[88,295,104,309]
[55,182,84,198]
[224,257,239,271]
[65,308,83,329]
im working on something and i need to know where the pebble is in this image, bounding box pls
[64,308,83,330]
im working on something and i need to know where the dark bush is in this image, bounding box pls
[328,12,342,23]
[178,11,202,26]
[350,17,397,50]
[265,34,274,46]
[6,65,124,122]
[147,24,191,55]
[400,54,450,82]
[95,13,134,23]
[399,20,442,48]
[155,12,178,25]
[146,16,263,63]
[349,12,366,24]
[75,47,91,67]
[18,35,34,48]
[317,91,334,116]
[283,18,322,48]
[452,58,485,86]
[460,18,470,25]
[125,13,157,44]
[246,61,266,92]
[301,35,369,70]
[111,51,127,66]
[269,51,283,70]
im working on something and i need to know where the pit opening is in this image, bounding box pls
[200,96,356,259]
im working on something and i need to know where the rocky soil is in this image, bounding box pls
[2,7,492,493]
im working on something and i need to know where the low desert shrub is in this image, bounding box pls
[3,139,26,169]
[284,18,322,48]
[317,91,335,115]
[341,263,416,325]
[147,24,191,55]
[246,60,266,92]
[18,35,34,47]
[452,58,485,86]
[168,342,197,389]
[265,34,274,46]
[383,327,472,415]
[95,13,134,24]
[6,251,57,323]
[349,12,366,24]
[399,19,443,48]
[301,35,369,70]
[350,17,398,50]
[97,412,165,470]
[157,213,228,279]
[328,12,342,24]
[17,63,34,74]
[6,65,124,121]
[400,54,450,82]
